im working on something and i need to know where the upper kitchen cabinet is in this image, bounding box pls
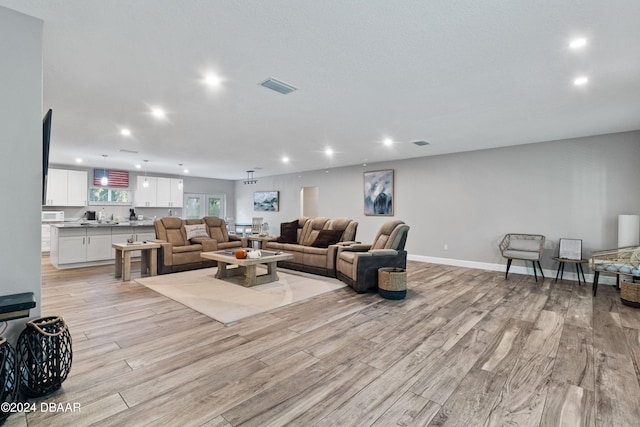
[136,176,183,208]
[44,168,88,206]
[156,177,183,208]
[135,176,157,207]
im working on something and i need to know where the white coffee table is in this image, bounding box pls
[200,250,293,287]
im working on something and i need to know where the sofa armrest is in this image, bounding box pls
[156,240,174,266]
[370,249,398,256]
[191,237,217,252]
[342,243,372,252]
[229,234,247,247]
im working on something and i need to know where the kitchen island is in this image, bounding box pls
[49,221,156,269]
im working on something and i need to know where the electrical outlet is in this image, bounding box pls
[444,244,448,251]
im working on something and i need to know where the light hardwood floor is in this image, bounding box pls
[5,257,640,426]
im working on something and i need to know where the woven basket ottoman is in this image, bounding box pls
[378,267,407,300]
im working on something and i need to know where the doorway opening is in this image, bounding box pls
[300,186,319,217]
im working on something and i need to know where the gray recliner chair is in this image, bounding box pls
[336,220,410,293]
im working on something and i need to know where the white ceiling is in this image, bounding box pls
[2,1,640,180]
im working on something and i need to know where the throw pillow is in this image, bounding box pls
[310,229,343,248]
[277,220,298,243]
[184,224,208,241]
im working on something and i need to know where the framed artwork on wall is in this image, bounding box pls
[559,238,582,260]
[364,169,394,216]
[254,191,279,212]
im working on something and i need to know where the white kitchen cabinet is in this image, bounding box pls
[51,227,112,266]
[136,176,183,207]
[156,177,183,208]
[41,224,51,252]
[67,170,88,206]
[44,168,88,206]
[44,169,68,206]
[85,232,112,261]
[57,234,86,264]
[135,176,157,207]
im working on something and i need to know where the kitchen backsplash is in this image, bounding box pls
[43,206,183,222]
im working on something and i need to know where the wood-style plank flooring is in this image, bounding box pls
[5,257,640,426]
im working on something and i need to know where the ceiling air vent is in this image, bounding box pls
[119,149,139,154]
[412,140,430,147]
[259,77,298,95]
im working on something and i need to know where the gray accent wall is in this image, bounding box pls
[235,130,640,274]
[0,7,43,342]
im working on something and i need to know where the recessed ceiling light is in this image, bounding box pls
[383,138,393,146]
[75,158,82,163]
[574,76,589,86]
[569,38,587,49]
[204,73,223,87]
[151,107,166,119]
[282,156,289,163]
[120,128,131,136]
[183,169,189,174]
[324,148,333,156]
[135,164,141,169]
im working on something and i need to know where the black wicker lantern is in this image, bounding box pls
[0,337,17,423]
[17,316,72,397]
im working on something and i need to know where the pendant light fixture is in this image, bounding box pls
[177,164,184,190]
[100,154,109,186]
[243,170,257,185]
[142,160,149,188]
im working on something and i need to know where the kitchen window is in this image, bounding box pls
[88,187,132,205]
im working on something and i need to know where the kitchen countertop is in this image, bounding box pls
[51,220,156,228]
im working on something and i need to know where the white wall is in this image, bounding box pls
[235,131,640,275]
[0,6,43,342]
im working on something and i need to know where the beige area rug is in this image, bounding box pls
[135,267,346,324]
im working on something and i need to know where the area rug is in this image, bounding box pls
[135,267,346,324]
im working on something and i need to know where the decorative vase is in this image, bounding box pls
[235,249,247,259]
[0,337,17,423]
[16,316,72,397]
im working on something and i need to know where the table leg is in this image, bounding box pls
[575,263,581,285]
[555,262,562,282]
[115,249,123,278]
[267,261,279,282]
[216,261,228,278]
[244,264,257,286]
[123,251,132,281]
[559,262,565,281]
[141,249,149,275]
[149,248,157,276]
[579,263,586,283]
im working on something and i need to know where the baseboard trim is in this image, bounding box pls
[407,254,617,286]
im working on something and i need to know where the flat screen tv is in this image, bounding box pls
[42,109,52,205]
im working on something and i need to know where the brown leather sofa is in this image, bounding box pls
[154,216,245,274]
[264,217,358,277]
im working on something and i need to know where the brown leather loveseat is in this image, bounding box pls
[154,216,245,274]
